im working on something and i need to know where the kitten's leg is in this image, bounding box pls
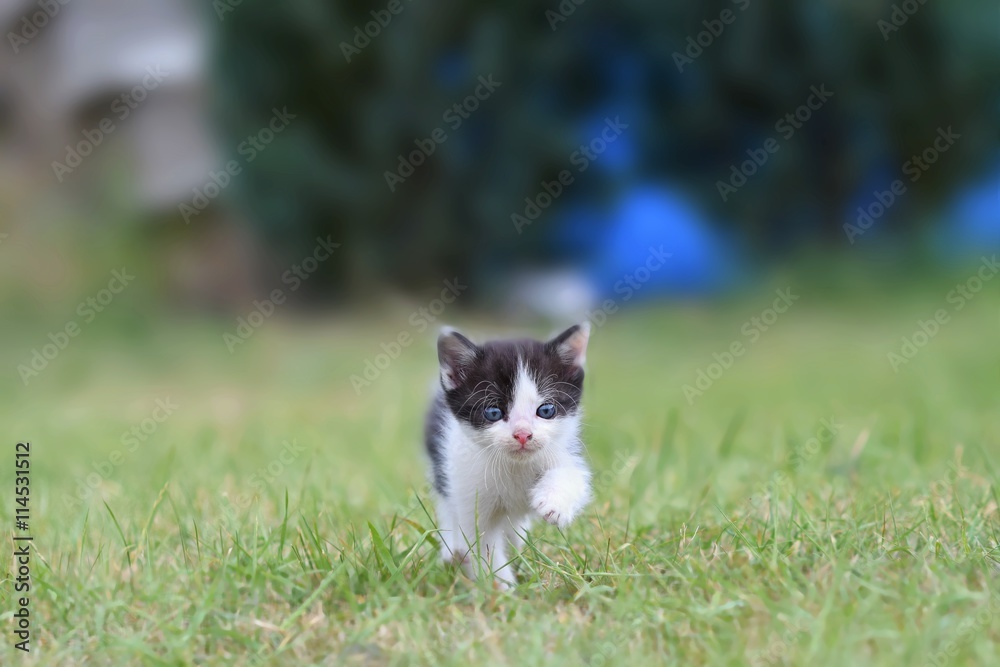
[531,460,592,529]
[453,511,516,589]
[481,525,516,590]
[435,497,462,565]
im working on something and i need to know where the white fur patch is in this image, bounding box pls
[507,359,541,440]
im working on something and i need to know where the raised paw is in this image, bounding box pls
[531,487,577,529]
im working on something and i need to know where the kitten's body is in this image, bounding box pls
[425,324,593,587]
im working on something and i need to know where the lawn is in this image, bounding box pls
[1,271,998,666]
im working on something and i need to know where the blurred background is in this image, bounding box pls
[1,0,997,319]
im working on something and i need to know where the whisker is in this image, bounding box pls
[455,382,493,413]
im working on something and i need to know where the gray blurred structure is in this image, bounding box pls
[1,0,213,208]
[1,0,264,311]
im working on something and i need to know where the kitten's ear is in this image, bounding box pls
[548,321,590,367]
[437,327,479,391]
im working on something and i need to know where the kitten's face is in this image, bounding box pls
[438,323,589,458]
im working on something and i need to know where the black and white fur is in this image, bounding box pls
[425,323,593,588]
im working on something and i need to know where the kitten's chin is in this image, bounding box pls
[504,444,542,460]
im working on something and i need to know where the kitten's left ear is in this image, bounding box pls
[548,321,590,367]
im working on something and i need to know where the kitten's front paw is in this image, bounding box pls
[531,486,577,529]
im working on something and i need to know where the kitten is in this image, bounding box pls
[425,322,593,588]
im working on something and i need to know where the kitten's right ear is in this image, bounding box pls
[437,327,479,391]
[548,321,590,368]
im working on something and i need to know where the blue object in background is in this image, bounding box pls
[939,161,1000,257]
[580,185,739,299]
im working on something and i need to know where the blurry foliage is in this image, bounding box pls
[213,0,1000,293]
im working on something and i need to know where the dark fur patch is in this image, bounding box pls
[441,337,584,429]
[425,394,450,496]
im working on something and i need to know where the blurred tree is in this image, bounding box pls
[213,0,1000,296]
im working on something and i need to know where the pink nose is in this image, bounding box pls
[513,430,533,446]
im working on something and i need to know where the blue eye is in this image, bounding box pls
[484,406,503,422]
[536,404,556,419]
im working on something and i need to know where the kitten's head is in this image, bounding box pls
[437,323,590,458]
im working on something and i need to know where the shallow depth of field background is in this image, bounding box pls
[0,1,998,665]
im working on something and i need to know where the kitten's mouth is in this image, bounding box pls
[508,445,540,457]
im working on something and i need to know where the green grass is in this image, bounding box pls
[1,277,998,666]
